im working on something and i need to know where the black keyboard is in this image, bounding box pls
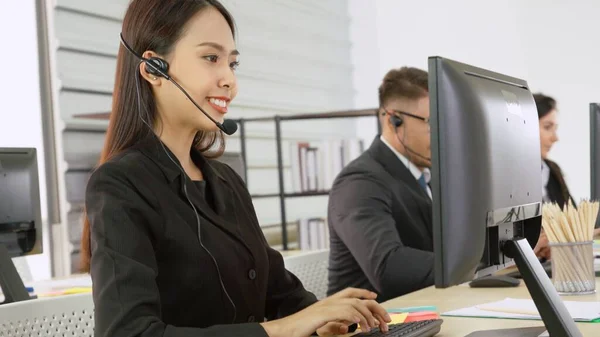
[353,319,443,337]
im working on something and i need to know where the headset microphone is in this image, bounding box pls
[383,109,431,162]
[220,119,238,135]
[119,33,238,136]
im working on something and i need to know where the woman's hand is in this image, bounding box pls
[314,288,390,336]
[533,229,551,260]
[260,288,391,337]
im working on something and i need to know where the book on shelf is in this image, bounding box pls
[290,138,364,193]
[297,217,329,251]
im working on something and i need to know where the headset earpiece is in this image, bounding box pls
[145,57,169,78]
[390,115,403,128]
[119,33,170,80]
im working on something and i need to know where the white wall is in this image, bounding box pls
[45,0,358,263]
[348,0,381,142]
[0,0,51,281]
[348,0,380,110]
[350,0,600,201]
[517,0,600,201]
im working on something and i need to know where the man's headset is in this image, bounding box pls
[382,109,431,162]
[119,33,238,135]
[120,33,237,323]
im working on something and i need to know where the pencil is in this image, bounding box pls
[541,200,599,293]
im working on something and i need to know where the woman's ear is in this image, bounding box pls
[139,50,163,85]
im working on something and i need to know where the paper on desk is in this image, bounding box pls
[443,298,600,322]
[25,274,92,294]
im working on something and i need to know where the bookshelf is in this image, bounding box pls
[235,108,381,250]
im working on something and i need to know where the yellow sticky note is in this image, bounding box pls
[358,312,407,331]
[62,287,92,294]
[37,287,92,298]
[389,313,409,324]
[358,312,408,331]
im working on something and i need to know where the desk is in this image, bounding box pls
[376,278,599,336]
[25,273,91,296]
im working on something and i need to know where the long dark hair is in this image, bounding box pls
[80,0,236,272]
[533,93,556,119]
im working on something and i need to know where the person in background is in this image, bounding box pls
[81,1,390,336]
[532,93,578,258]
[535,94,574,207]
[327,67,435,302]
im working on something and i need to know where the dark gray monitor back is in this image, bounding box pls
[0,148,43,257]
[429,57,543,287]
[591,103,600,229]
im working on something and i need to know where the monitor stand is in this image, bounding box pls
[0,244,31,304]
[466,238,583,337]
[465,326,548,337]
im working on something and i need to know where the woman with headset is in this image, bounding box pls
[81,1,390,337]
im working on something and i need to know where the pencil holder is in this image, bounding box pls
[549,241,596,295]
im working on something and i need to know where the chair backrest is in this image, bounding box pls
[215,152,246,183]
[283,249,330,300]
[0,293,94,337]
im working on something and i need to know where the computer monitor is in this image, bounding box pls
[0,147,43,304]
[591,103,600,201]
[429,57,582,336]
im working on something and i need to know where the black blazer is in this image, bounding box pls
[544,159,574,208]
[327,136,434,302]
[86,136,317,337]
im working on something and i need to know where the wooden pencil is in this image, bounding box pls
[541,200,599,292]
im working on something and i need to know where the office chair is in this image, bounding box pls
[284,249,330,300]
[0,293,94,336]
[216,152,246,183]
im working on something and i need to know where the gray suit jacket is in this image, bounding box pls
[327,136,435,302]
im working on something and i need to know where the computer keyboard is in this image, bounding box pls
[353,319,443,337]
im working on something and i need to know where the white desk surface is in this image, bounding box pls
[372,278,600,336]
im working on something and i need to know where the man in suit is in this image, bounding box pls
[327,67,434,302]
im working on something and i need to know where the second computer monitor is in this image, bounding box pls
[429,57,543,287]
[591,103,600,229]
[591,103,600,201]
[0,148,43,258]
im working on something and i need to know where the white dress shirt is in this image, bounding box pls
[380,135,432,199]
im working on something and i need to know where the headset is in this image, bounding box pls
[390,114,404,128]
[120,33,237,323]
[382,109,431,162]
[119,33,238,135]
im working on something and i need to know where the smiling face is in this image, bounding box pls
[539,109,559,159]
[147,6,239,133]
